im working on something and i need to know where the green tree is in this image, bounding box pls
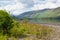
[0,10,13,34]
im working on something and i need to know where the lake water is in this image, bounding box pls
[30,19,60,24]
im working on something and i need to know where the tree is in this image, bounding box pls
[0,10,13,34]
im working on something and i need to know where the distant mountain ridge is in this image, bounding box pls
[14,7,60,19]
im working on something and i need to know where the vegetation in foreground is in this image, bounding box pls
[0,10,54,40]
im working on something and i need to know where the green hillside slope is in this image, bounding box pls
[16,7,60,19]
[30,7,60,18]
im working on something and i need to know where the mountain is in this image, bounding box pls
[15,7,60,19]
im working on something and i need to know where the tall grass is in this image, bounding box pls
[9,21,53,39]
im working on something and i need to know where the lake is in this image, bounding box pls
[29,18,60,24]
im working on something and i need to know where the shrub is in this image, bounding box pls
[10,22,27,38]
[0,35,7,40]
[0,10,14,34]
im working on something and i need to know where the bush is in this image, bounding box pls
[0,35,7,40]
[0,10,14,34]
[10,22,27,38]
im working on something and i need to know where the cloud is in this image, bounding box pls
[31,0,60,10]
[0,0,15,7]
[33,0,46,4]
[12,10,23,15]
[0,1,25,15]
[0,0,60,15]
[0,0,33,15]
[31,4,46,10]
[4,3,24,11]
[19,0,34,8]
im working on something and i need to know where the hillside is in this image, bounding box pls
[16,7,60,19]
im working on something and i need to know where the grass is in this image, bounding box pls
[0,34,7,40]
[9,21,53,39]
[0,21,54,40]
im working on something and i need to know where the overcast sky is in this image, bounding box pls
[0,0,60,15]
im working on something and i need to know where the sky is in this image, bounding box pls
[0,0,60,15]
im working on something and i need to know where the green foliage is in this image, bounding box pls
[10,21,53,39]
[0,34,7,40]
[10,21,26,38]
[0,10,13,34]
